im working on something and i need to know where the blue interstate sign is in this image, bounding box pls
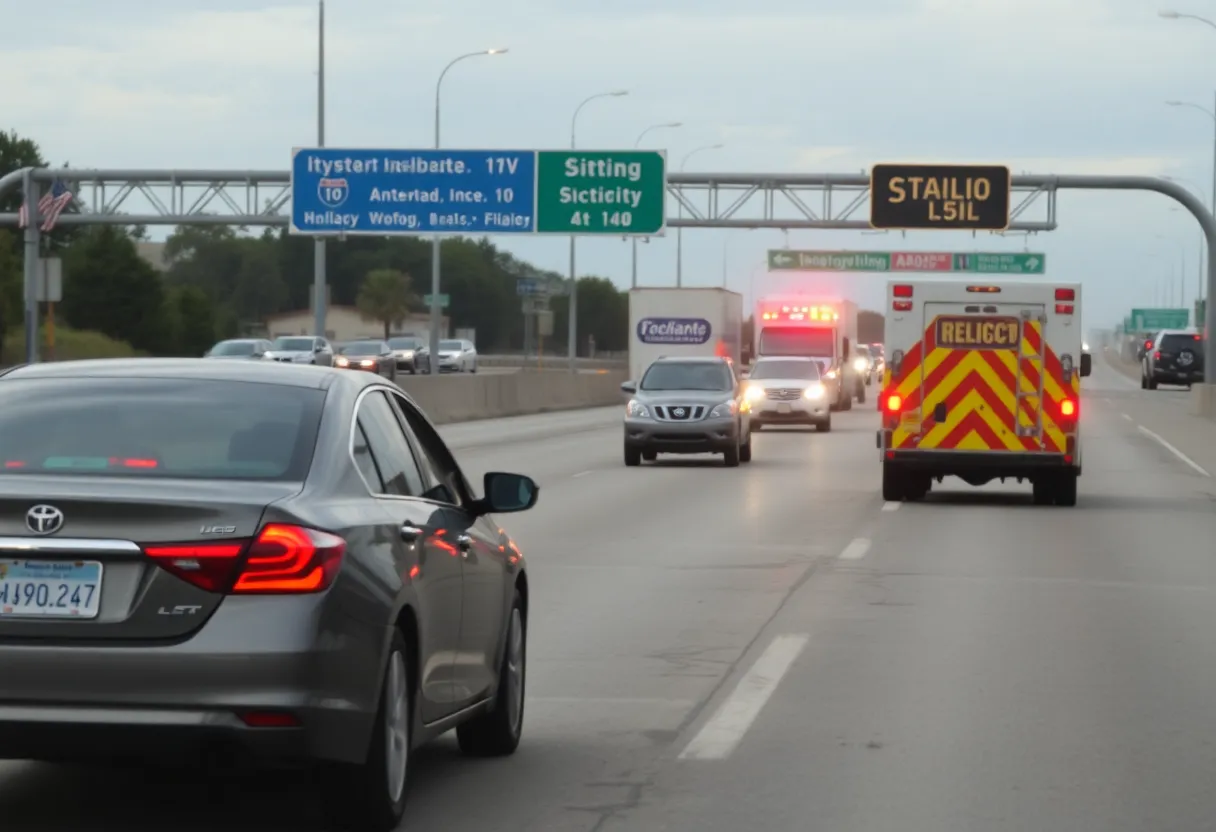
[290,148,537,235]
[636,317,712,345]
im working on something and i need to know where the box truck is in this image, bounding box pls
[628,288,744,382]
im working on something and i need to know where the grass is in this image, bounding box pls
[1,325,144,363]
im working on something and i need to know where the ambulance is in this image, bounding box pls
[877,279,1091,506]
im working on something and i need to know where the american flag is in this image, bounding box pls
[17,179,73,232]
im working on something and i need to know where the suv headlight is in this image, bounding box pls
[853,357,868,372]
[626,399,650,418]
[744,385,765,400]
[709,400,737,418]
[804,383,826,399]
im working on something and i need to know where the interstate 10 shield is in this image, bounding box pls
[317,177,349,209]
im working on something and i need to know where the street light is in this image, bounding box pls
[629,122,682,288]
[676,143,725,287]
[568,90,628,372]
[428,48,508,373]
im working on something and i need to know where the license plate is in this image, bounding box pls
[777,403,792,413]
[0,560,103,619]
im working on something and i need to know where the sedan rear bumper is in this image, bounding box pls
[0,595,386,766]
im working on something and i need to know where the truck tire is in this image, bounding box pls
[856,382,866,404]
[1054,473,1078,507]
[882,463,903,501]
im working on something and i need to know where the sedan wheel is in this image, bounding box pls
[457,590,526,756]
[322,631,412,831]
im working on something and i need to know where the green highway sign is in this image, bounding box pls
[767,249,1045,274]
[1131,308,1189,330]
[422,293,450,308]
[953,252,1044,274]
[767,250,891,271]
[535,150,666,235]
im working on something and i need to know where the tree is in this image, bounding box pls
[168,285,216,356]
[356,269,415,339]
[60,227,170,354]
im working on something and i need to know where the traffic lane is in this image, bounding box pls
[602,397,1216,832]
[0,405,886,832]
[1090,356,1215,479]
[384,406,889,831]
[437,405,621,451]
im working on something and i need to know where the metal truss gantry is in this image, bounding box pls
[0,168,1058,231]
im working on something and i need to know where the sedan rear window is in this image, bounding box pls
[0,379,324,480]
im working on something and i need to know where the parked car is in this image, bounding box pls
[0,358,538,831]
[335,341,398,382]
[265,335,334,366]
[204,339,272,359]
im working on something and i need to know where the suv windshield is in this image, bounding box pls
[209,341,257,356]
[641,362,733,391]
[440,340,463,351]
[272,337,314,351]
[0,379,323,480]
[1160,333,1203,351]
[749,360,820,381]
[341,342,382,356]
[388,337,421,349]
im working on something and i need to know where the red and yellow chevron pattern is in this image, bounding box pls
[881,318,1079,453]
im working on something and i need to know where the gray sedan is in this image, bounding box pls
[0,358,537,831]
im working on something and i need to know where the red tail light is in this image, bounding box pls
[1055,304,1074,315]
[1154,350,1162,361]
[1060,399,1077,417]
[1055,288,1075,301]
[893,284,913,297]
[1144,340,1153,350]
[886,394,902,412]
[144,524,345,594]
[893,301,913,311]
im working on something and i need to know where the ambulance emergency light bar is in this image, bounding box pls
[759,304,840,322]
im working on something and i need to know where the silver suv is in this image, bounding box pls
[620,356,752,467]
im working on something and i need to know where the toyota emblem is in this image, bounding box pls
[673,407,686,417]
[26,504,64,536]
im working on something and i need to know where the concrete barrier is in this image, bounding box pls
[476,354,627,371]
[398,369,628,424]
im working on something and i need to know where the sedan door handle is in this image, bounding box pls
[456,534,472,555]
[401,525,425,542]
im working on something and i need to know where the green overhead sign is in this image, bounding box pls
[1130,308,1189,330]
[766,249,1045,274]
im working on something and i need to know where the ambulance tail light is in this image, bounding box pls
[893,284,913,297]
[1055,288,1075,301]
[893,301,913,312]
[1058,397,1079,431]
[1055,304,1074,315]
[885,394,902,412]
[1060,398,1076,418]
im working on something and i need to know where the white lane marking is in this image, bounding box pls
[1121,413,1133,421]
[1137,425,1211,477]
[838,538,871,560]
[571,470,594,478]
[881,501,901,511]
[678,633,810,761]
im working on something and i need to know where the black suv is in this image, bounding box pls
[1142,329,1205,389]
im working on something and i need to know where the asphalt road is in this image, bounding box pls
[4,360,1216,831]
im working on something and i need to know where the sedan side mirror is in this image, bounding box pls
[476,472,539,515]
[315,344,324,352]
[620,381,637,394]
[1079,352,1092,377]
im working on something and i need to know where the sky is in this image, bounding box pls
[4,0,1216,327]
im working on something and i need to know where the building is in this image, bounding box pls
[136,241,167,272]
[263,305,448,343]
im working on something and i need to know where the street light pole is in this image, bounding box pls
[429,48,507,373]
[631,122,681,289]
[313,0,326,338]
[568,90,628,372]
[676,144,724,287]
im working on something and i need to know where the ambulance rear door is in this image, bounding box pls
[918,299,1047,453]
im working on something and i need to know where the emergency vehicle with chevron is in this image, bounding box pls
[877,279,1092,506]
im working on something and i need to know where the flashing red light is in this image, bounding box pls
[1055,304,1074,315]
[1055,288,1075,301]
[893,284,913,298]
[144,524,346,594]
[1060,399,1076,417]
[885,394,902,412]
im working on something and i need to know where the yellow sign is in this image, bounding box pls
[935,315,1020,349]
[869,163,1011,231]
